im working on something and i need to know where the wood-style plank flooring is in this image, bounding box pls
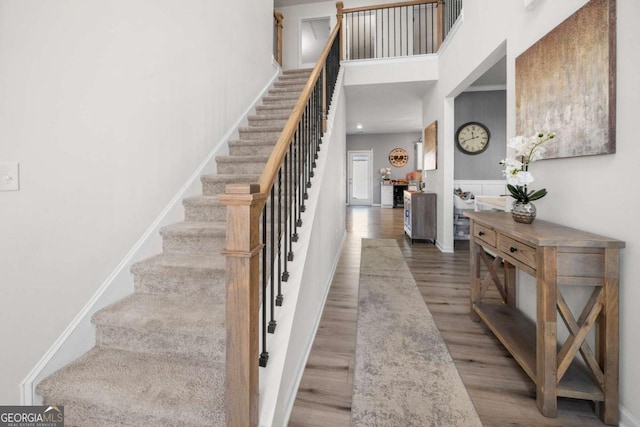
[288,206,607,427]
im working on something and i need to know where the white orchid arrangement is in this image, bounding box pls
[500,132,556,203]
[379,167,391,180]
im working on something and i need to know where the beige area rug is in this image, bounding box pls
[351,238,482,426]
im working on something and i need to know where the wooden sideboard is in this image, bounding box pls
[403,191,436,243]
[464,211,625,425]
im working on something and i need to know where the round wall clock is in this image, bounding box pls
[388,148,409,167]
[455,122,491,155]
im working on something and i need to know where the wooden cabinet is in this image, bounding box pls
[465,211,625,425]
[403,191,436,243]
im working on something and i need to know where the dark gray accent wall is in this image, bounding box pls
[347,132,421,205]
[454,90,506,180]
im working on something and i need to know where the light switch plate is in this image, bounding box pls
[0,162,20,191]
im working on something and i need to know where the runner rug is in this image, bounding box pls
[351,238,482,426]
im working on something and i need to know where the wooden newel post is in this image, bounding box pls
[219,183,266,427]
[336,1,344,60]
[274,12,284,66]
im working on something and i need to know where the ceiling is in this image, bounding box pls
[345,81,434,135]
[344,57,505,135]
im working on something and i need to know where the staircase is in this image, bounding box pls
[37,68,313,427]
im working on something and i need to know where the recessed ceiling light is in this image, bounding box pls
[356,124,363,129]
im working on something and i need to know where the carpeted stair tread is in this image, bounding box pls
[131,253,225,298]
[261,95,299,106]
[93,293,224,334]
[160,221,226,237]
[239,125,286,133]
[132,252,225,275]
[183,195,222,207]
[269,86,306,94]
[215,154,271,163]
[228,138,279,147]
[182,196,226,222]
[93,293,225,359]
[255,104,295,114]
[37,348,225,427]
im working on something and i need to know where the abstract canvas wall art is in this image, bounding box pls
[516,0,616,159]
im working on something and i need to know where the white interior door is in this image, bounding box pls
[348,150,373,206]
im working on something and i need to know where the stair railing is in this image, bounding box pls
[342,0,462,60]
[219,10,342,426]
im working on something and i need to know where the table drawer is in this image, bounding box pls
[473,223,496,247]
[498,235,536,269]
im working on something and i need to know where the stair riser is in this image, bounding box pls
[269,87,305,95]
[256,106,294,115]
[273,83,307,91]
[229,143,276,156]
[238,129,282,140]
[134,272,225,300]
[163,235,226,254]
[184,204,226,222]
[217,161,267,175]
[261,97,298,106]
[247,117,289,128]
[95,326,224,362]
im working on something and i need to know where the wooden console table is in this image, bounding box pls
[464,211,624,425]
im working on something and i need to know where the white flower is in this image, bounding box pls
[507,135,528,156]
[516,171,534,185]
[500,132,555,202]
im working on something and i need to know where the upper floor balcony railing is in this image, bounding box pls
[339,0,462,60]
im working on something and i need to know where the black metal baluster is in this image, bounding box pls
[276,167,284,303]
[295,122,303,229]
[292,129,300,241]
[259,205,269,367]
[287,141,295,258]
[306,98,312,190]
[268,185,276,334]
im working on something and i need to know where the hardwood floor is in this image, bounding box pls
[288,206,607,427]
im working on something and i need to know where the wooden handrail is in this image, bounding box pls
[342,0,437,14]
[257,20,342,200]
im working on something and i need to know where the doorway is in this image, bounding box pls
[300,17,331,68]
[348,150,373,206]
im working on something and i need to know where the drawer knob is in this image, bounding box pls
[510,247,518,253]
[478,231,485,236]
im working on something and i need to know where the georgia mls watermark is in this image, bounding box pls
[0,406,64,427]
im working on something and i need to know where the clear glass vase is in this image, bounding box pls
[511,201,537,224]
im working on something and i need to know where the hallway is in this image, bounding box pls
[289,206,607,426]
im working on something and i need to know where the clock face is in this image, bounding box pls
[455,122,490,155]
[388,148,409,167]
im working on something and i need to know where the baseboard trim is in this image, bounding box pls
[20,64,281,405]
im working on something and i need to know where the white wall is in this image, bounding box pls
[0,0,274,405]
[421,0,640,423]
